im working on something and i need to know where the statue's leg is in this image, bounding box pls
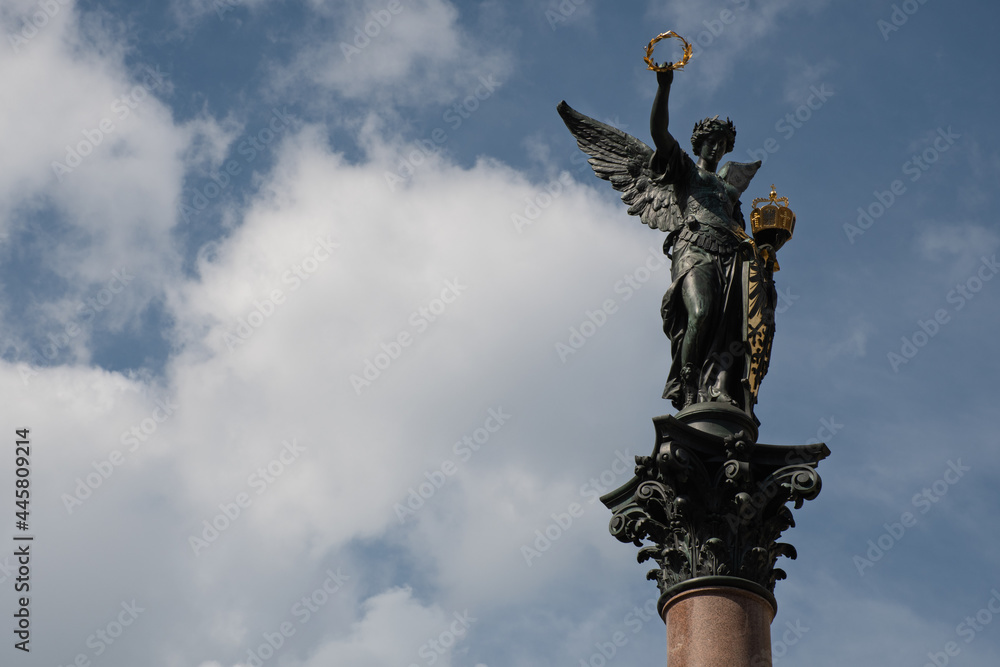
[678,267,715,404]
[709,255,742,406]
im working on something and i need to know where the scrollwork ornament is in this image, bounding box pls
[602,416,829,608]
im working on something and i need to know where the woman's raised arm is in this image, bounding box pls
[649,69,680,175]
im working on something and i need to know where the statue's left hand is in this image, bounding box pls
[758,243,778,268]
[738,238,757,260]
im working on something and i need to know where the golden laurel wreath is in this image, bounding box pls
[643,31,693,72]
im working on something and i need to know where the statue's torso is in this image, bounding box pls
[686,166,739,228]
[674,165,743,254]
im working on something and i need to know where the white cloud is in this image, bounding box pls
[0,78,667,661]
[916,221,1000,281]
[293,588,470,667]
[781,56,837,105]
[0,0,235,362]
[271,0,512,109]
[161,118,648,563]
[821,318,872,361]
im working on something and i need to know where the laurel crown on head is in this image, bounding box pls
[690,115,736,155]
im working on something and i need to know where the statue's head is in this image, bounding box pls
[691,115,736,156]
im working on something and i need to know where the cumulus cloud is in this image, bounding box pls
[271,0,512,109]
[0,18,663,653]
[291,588,473,667]
[0,0,234,366]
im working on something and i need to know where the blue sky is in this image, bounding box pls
[1,0,999,665]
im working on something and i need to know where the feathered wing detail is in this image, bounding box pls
[718,160,762,196]
[557,101,686,234]
[718,160,762,232]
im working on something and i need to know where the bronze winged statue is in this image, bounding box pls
[558,66,779,422]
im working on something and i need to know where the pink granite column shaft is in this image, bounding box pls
[662,586,775,667]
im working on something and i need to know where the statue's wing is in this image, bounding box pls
[718,160,763,232]
[718,160,763,196]
[557,101,683,233]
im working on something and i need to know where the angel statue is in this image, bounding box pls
[558,61,780,422]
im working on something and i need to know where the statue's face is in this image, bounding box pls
[699,131,729,163]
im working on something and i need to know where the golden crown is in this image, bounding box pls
[750,185,795,252]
